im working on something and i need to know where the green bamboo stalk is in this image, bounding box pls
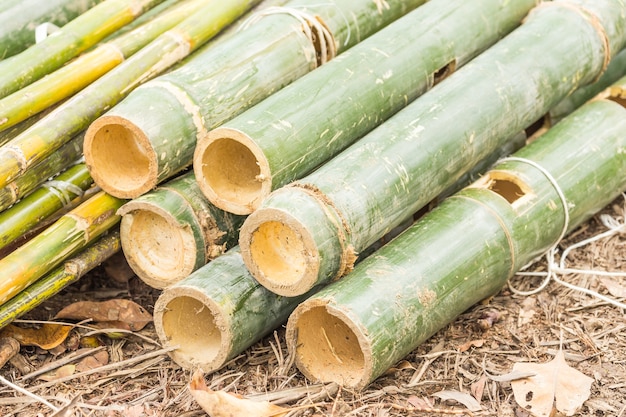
[286,97,626,390]
[0,135,86,213]
[0,0,104,60]
[0,231,120,330]
[153,248,311,371]
[83,0,425,199]
[0,0,259,191]
[194,0,536,215]
[0,0,212,132]
[0,164,94,251]
[547,48,626,126]
[239,0,626,296]
[0,0,167,99]
[118,172,245,289]
[0,191,123,305]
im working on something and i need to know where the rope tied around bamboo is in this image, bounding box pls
[237,6,336,67]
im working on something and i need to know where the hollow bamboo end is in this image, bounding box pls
[119,203,198,289]
[194,127,271,215]
[154,287,231,372]
[286,299,372,390]
[240,208,320,297]
[84,115,158,199]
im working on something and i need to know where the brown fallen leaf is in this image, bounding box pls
[471,375,487,403]
[600,277,626,298]
[190,371,289,417]
[0,323,72,350]
[0,337,20,368]
[511,350,594,417]
[458,339,485,353]
[38,364,76,382]
[432,390,482,412]
[55,299,152,331]
[76,350,109,372]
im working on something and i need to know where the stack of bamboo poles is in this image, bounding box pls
[148,0,626,378]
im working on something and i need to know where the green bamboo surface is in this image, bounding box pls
[0,231,120,330]
[0,164,94,251]
[0,0,259,191]
[153,248,311,371]
[0,0,104,59]
[195,0,537,215]
[118,172,245,288]
[286,97,626,389]
[0,0,167,99]
[0,135,86,213]
[0,191,123,305]
[0,0,211,132]
[84,0,425,199]
[240,0,626,297]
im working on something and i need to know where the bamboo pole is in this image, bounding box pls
[118,172,245,289]
[286,96,626,390]
[153,248,311,371]
[238,0,626,297]
[0,232,120,330]
[193,0,537,215]
[0,0,212,132]
[0,191,123,305]
[0,135,86,213]
[0,0,104,60]
[0,164,94,251]
[0,0,167,99]
[0,0,259,191]
[83,0,426,199]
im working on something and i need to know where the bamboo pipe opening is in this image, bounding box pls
[120,207,197,289]
[84,116,157,199]
[194,128,271,215]
[240,208,320,297]
[287,302,370,389]
[154,293,229,371]
[472,171,532,206]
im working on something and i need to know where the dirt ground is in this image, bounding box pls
[0,195,624,417]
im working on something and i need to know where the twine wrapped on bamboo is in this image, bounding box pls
[238,0,626,297]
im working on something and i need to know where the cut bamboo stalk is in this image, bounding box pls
[239,0,626,296]
[0,0,259,191]
[0,231,120,330]
[0,135,86,213]
[194,0,537,215]
[153,248,311,371]
[286,96,626,390]
[0,191,123,305]
[0,163,94,251]
[0,0,166,99]
[118,172,245,289]
[0,0,104,60]
[0,0,211,132]
[84,0,426,199]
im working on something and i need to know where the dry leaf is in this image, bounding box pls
[38,364,76,382]
[600,277,626,298]
[0,337,20,368]
[190,371,289,417]
[471,375,487,403]
[76,350,109,372]
[432,390,482,412]
[55,299,152,331]
[458,339,485,353]
[0,323,72,350]
[407,395,433,409]
[486,370,536,382]
[511,350,594,417]
[518,297,537,327]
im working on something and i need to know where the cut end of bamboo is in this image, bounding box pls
[119,202,198,289]
[286,299,371,390]
[154,288,230,372]
[194,127,271,215]
[84,115,158,199]
[240,208,319,297]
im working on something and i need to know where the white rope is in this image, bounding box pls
[42,180,85,208]
[509,193,626,310]
[237,6,336,67]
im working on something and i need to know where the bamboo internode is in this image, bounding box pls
[118,173,245,289]
[83,0,425,199]
[194,0,537,215]
[239,0,626,297]
[286,96,626,389]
